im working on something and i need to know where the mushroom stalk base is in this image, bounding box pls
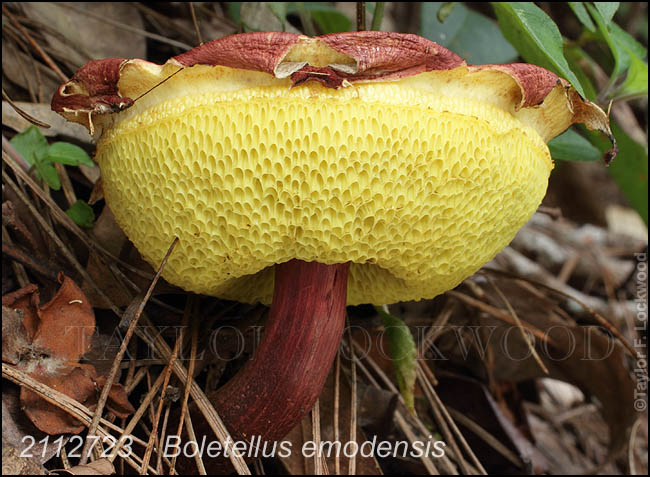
[183,259,349,472]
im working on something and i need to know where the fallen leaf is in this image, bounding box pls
[434,277,638,455]
[2,383,64,467]
[2,101,93,143]
[1,42,61,102]
[31,273,94,362]
[2,283,40,340]
[2,274,135,435]
[95,375,136,419]
[82,206,131,308]
[20,363,97,435]
[435,373,545,474]
[19,3,146,66]
[51,457,115,475]
[2,306,30,365]
[2,435,48,475]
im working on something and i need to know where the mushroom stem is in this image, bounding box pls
[185,259,349,470]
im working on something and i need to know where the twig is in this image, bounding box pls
[2,4,68,82]
[346,317,358,475]
[157,405,172,474]
[3,139,157,281]
[2,88,51,128]
[356,2,366,31]
[445,408,522,468]
[345,340,445,474]
[2,363,154,473]
[2,165,122,317]
[170,296,199,473]
[2,31,38,102]
[311,398,329,475]
[55,3,193,51]
[485,251,641,363]
[487,276,549,374]
[416,365,474,474]
[3,135,31,172]
[184,412,207,474]
[333,349,341,475]
[1,231,54,283]
[135,312,251,474]
[54,162,77,208]
[419,365,487,474]
[445,289,551,342]
[189,3,204,45]
[628,417,642,475]
[79,237,179,465]
[108,370,168,465]
[140,279,188,473]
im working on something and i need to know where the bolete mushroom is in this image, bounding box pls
[52,31,615,459]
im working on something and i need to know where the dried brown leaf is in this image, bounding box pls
[2,306,30,365]
[95,375,135,419]
[2,275,135,435]
[2,100,92,143]
[437,278,638,455]
[2,283,40,340]
[20,364,97,434]
[52,457,115,475]
[31,273,94,362]
[19,3,146,66]
[2,382,63,466]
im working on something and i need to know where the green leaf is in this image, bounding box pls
[564,45,599,101]
[226,2,242,24]
[613,54,648,99]
[9,126,49,166]
[595,2,619,24]
[588,4,648,98]
[10,126,60,189]
[370,2,385,31]
[376,306,418,415]
[609,22,647,59]
[548,128,603,162]
[287,3,350,33]
[421,2,466,46]
[587,123,648,225]
[607,125,648,226]
[45,142,94,167]
[586,3,628,82]
[66,200,96,229]
[437,2,456,23]
[568,2,595,31]
[35,160,61,190]
[309,6,351,33]
[421,3,518,64]
[492,2,586,97]
[268,2,290,25]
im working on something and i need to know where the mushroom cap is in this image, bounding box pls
[52,32,615,305]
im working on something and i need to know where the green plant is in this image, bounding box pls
[9,125,96,227]
[483,2,647,223]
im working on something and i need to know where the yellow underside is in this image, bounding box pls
[97,81,552,305]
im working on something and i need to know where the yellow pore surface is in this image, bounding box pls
[97,78,553,305]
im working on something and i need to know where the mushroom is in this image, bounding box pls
[52,31,615,461]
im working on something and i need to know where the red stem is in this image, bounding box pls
[180,259,349,472]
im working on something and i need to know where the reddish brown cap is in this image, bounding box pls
[52,31,615,162]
